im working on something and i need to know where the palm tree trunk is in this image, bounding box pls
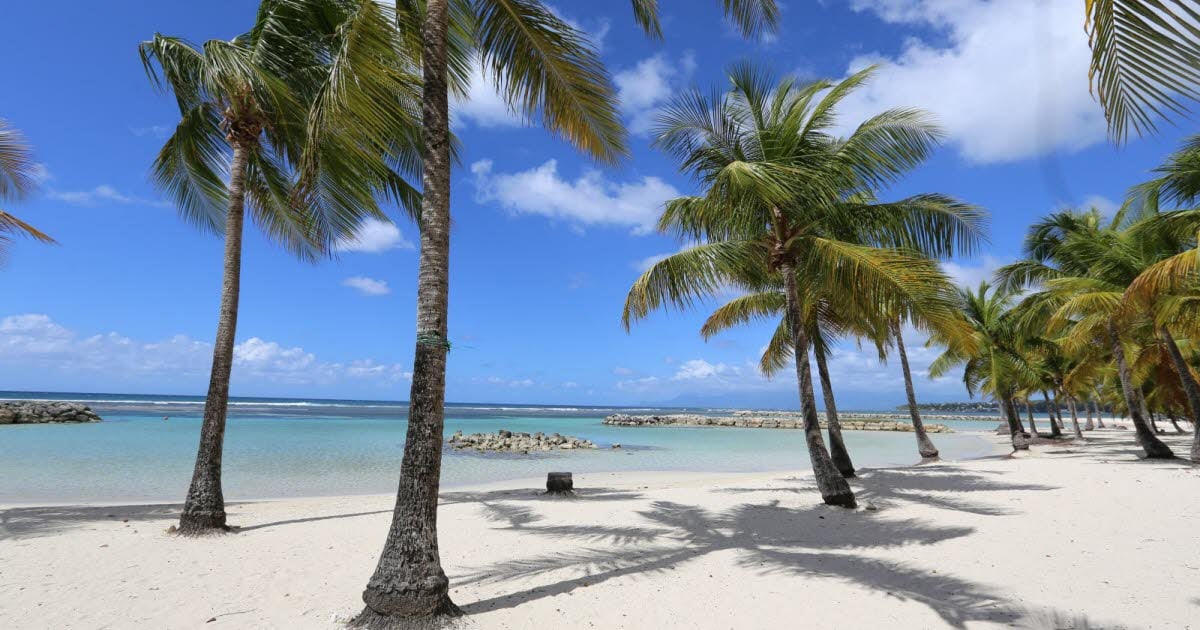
[1043,391,1062,438]
[780,261,855,508]
[1003,395,1029,450]
[814,343,855,477]
[892,322,938,460]
[1084,397,1095,430]
[1051,391,1065,429]
[359,0,459,620]
[1025,399,1039,436]
[1092,396,1106,428]
[1159,326,1200,463]
[1108,320,1174,458]
[1066,396,1084,438]
[177,141,251,535]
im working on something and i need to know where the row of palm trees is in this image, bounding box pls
[931,173,1200,465]
[2,0,1195,627]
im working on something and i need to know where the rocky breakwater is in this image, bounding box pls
[603,413,951,433]
[448,429,599,454]
[0,401,102,424]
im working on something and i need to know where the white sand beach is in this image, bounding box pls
[2,429,1197,630]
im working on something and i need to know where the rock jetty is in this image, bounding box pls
[0,401,102,424]
[448,429,597,453]
[603,413,951,433]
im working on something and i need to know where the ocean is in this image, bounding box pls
[0,391,1003,503]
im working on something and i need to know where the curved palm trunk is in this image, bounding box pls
[814,344,855,477]
[1092,396,1106,428]
[358,0,459,620]
[177,141,251,535]
[1066,396,1084,439]
[1025,399,1039,437]
[780,262,855,508]
[1108,321,1174,458]
[1084,397,1095,431]
[1159,327,1200,463]
[1043,391,1063,438]
[892,323,938,460]
[1051,391,1065,430]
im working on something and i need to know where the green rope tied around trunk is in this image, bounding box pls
[417,332,452,352]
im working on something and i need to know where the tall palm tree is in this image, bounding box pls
[930,282,1032,451]
[0,121,54,261]
[141,0,421,534]
[357,1,781,623]
[624,64,977,507]
[1085,0,1200,142]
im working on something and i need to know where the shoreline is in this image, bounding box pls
[0,428,1007,508]
[4,431,1198,629]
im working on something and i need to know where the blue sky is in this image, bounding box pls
[0,0,1189,409]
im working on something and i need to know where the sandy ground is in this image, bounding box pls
[2,429,1197,629]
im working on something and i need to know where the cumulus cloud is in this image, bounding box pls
[342,276,391,296]
[470,159,679,234]
[941,255,1008,290]
[615,52,696,134]
[335,218,413,253]
[841,0,1105,163]
[671,358,739,381]
[0,313,411,388]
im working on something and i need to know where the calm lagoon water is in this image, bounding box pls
[0,392,1001,503]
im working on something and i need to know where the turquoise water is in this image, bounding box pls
[0,393,1000,503]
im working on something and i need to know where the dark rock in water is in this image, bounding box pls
[0,401,102,425]
[447,429,597,453]
[546,472,573,494]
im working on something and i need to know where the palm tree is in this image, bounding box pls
[997,209,1176,458]
[357,1,780,623]
[624,64,978,507]
[0,121,54,260]
[141,0,421,534]
[930,282,1032,451]
[1085,0,1200,142]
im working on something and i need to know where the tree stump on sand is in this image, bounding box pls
[546,472,574,495]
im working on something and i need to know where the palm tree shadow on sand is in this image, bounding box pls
[454,466,1111,629]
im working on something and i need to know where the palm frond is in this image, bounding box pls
[477,0,626,164]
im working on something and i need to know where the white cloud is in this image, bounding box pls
[941,254,1007,290]
[335,218,413,253]
[612,366,635,376]
[841,0,1105,163]
[342,276,391,296]
[1080,194,1119,217]
[453,63,522,129]
[471,159,678,235]
[0,313,411,387]
[46,184,167,207]
[615,52,697,135]
[671,358,739,381]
